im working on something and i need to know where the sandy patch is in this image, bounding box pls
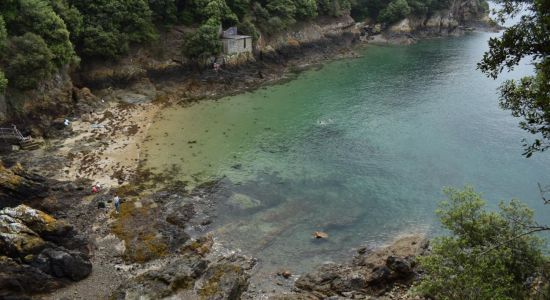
[54,102,160,188]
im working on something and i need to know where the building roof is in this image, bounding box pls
[222,35,252,40]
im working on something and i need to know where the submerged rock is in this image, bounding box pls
[227,193,261,210]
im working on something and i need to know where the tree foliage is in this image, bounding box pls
[1,0,76,67]
[0,0,468,88]
[378,0,411,24]
[4,33,55,90]
[415,187,546,299]
[182,24,222,60]
[478,0,550,157]
[69,0,157,59]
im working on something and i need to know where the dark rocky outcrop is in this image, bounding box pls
[287,235,429,299]
[0,205,92,298]
[0,163,49,209]
[111,249,253,300]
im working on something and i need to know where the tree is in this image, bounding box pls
[0,71,7,94]
[266,0,297,27]
[70,0,156,59]
[148,0,178,24]
[4,33,55,90]
[415,187,546,299]
[182,23,221,61]
[0,16,7,93]
[295,0,318,19]
[478,0,550,157]
[378,0,411,24]
[317,0,352,17]
[48,0,83,41]
[2,0,76,67]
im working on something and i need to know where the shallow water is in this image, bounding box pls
[143,32,550,277]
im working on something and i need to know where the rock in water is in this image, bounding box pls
[312,231,328,239]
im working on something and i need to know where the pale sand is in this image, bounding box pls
[54,102,160,188]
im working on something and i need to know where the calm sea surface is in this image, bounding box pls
[142,31,550,276]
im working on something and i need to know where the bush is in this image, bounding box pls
[70,0,157,59]
[378,0,411,24]
[182,23,221,61]
[317,0,352,17]
[237,19,259,41]
[415,186,546,299]
[148,0,178,24]
[0,71,7,93]
[4,33,55,90]
[4,0,76,67]
[49,0,83,41]
[266,0,297,27]
[295,0,318,19]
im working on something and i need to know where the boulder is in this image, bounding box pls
[198,262,249,300]
[0,214,46,257]
[0,256,63,296]
[0,205,92,298]
[111,252,252,300]
[386,255,413,276]
[0,163,49,209]
[31,247,92,281]
[292,235,429,298]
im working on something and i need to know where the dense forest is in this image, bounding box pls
[0,0,463,93]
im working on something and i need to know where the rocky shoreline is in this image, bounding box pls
[0,162,431,299]
[0,6,499,298]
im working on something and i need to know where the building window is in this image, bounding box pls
[243,38,246,49]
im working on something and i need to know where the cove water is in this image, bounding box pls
[142,32,550,277]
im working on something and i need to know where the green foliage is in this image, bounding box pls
[48,0,83,40]
[70,0,157,59]
[317,0,352,17]
[0,16,7,51]
[193,0,238,25]
[0,71,7,93]
[2,0,76,67]
[182,24,221,60]
[478,0,550,157]
[378,0,411,24]
[227,0,251,19]
[4,33,55,90]
[295,0,318,19]
[148,0,178,24]
[237,19,259,41]
[415,187,545,299]
[266,0,297,27]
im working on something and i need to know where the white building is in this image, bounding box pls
[221,27,253,55]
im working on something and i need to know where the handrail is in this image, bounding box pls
[0,126,30,141]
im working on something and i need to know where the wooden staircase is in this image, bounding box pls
[0,126,41,150]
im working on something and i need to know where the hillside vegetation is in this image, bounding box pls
[0,0,479,93]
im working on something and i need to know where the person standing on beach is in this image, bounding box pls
[114,195,120,214]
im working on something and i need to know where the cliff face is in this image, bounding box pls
[387,0,490,36]
[257,15,358,51]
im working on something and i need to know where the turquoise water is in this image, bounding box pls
[143,32,550,276]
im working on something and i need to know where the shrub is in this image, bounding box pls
[4,0,76,67]
[4,33,55,90]
[415,186,546,299]
[182,23,221,61]
[70,0,157,59]
[378,0,411,24]
[0,71,7,93]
